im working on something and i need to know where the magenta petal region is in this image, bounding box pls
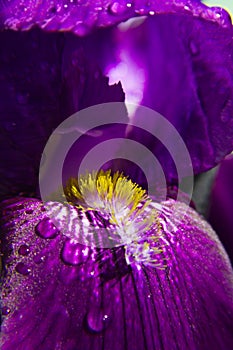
[0,1,231,35]
[1,198,233,349]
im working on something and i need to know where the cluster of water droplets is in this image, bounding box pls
[2,0,231,35]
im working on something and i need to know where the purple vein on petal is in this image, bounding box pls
[1,197,233,349]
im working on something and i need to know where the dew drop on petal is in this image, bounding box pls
[183,4,191,12]
[73,22,90,36]
[25,209,34,214]
[35,218,59,239]
[2,306,11,316]
[135,8,146,15]
[15,262,31,275]
[211,7,232,27]
[18,244,30,256]
[61,240,89,265]
[86,307,111,333]
[33,254,46,264]
[108,1,132,15]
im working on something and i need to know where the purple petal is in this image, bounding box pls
[0,1,230,35]
[0,29,125,199]
[208,155,233,264]
[1,198,233,349]
[102,13,233,181]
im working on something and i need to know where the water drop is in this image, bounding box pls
[74,22,90,36]
[25,209,33,214]
[86,307,111,333]
[18,244,30,256]
[35,218,59,239]
[108,1,132,15]
[95,6,103,11]
[2,284,12,297]
[34,254,46,264]
[189,40,199,56]
[184,5,191,12]
[211,7,232,28]
[2,306,11,316]
[15,262,31,275]
[61,240,89,265]
[135,8,146,15]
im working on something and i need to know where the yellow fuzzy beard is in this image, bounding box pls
[64,170,164,267]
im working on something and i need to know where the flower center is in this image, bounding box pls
[66,170,150,227]
[63,170,164,267]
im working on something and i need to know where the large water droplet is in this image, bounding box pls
[15,262,31,275]
[86,307,111,333]
[108,1,132,15]
[35,218,59,239]
[61,240,89,265]
[18,244,30,256]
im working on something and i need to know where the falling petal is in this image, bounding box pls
[0,0,230,34]
[1,197,233,349]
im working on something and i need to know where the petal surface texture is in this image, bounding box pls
[1,198,233,350]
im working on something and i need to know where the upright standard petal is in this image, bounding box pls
[103,13,233,183]
[0,28,125,200]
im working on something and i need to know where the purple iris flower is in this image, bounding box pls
[1,1,233,350]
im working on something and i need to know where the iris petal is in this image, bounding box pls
[0,29,125,200]
[101,14,233,181]
[1,198,233,349]
[0,0,230,34]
